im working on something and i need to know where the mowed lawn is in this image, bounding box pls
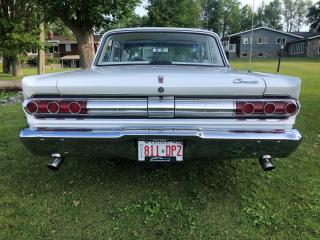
[0,64,76,81]
[0,57,319,240]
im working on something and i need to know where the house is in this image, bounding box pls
[223,27,320,58]
[28,32,102,67]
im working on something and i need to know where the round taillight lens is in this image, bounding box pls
[26,101,38,114]
[285,102,298,115]
[264,103,276,115]
[69,102,81,114]
[47,102,59,114]
[242,103,255,115]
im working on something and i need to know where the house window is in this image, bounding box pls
[258,53,264,57]
[276,38,286,45]
[65,44,71,52]
[242,52,248,57]
[257,37,268,44]
[243,37,252,44]
[290,42,305,54]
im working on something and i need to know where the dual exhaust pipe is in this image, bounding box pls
[48,153,64,170]
[47,153,275,171]
[259,155,275,171]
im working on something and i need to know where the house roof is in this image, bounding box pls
[227,27,304,39]
[46,35,102,44]
[290,32,320,39]
[59,55,80,60]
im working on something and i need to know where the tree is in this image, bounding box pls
[307,1,320,32]
[38,0,141,69]
[255,3,266,27]
[201,0,224,33]
[201,0,240,36]
[147,0,201,28]
[221,0,241,37]
[0,0,40,76]
[240,4,254,31]
[264,0,283,30]
[283,0,313,32]
[109,13,149,29]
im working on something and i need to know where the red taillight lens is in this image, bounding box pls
[24,99,87,116]
[47,102,59,113]
[69,102,81,114]
[242,103,255,115]
[236,100,298,118]
[264,103,276,115]
[285,102,298,115]
[26,101,38,114]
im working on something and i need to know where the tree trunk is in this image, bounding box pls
[38,21,46,74]
[12,56,23,76]
[74,30,95,69]
[2,56,11,74]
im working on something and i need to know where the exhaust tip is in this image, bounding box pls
[259,155,275,171]
[48,153,64,170]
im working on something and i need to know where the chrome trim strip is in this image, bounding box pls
[20,128,302,141]
[148,96,174,118]
[87,98,148,117]
[175,99,234,117]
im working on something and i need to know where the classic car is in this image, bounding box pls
[20,27,302,170]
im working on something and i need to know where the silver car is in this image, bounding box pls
[20,28,302,170]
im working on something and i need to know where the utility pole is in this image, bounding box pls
[38,21,45,75]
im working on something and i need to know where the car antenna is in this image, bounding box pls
[248,0,255,73]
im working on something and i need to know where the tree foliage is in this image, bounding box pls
[147,0,201,28]
[201,0,240,36]
[0,0,40,58]
[263,0,283,30]
[282,0,313,31]
[0,0,41,75]
[38,0,141,68]
[240,4,254,31]
[307,1,320,32]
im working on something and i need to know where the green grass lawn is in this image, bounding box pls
[0,64,76,81]
[0,57,319,239]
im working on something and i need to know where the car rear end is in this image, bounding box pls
[20,28,302,169]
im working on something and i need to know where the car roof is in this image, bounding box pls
[103,27,219,38]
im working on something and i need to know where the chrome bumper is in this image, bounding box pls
[20,128,302,159]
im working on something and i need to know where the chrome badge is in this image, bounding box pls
[158,75,164,84]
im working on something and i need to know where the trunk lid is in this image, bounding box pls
[56,65,266,96]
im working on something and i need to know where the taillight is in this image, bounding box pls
[25,101,38,114]
[236,100,299,118]
[47,102,59,114]
[264,103,276,115]
[285,102,298,115]
[242,103,255,115]
[24,99,87,117]
[69,102,81,114]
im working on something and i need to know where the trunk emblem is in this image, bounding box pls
[158,87,164,93]
[158,75,164,84]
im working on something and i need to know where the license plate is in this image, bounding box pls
[138,140,183,162]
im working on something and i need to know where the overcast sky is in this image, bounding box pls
[135,0,317,31]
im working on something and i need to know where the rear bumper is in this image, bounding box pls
[20,128,302,159]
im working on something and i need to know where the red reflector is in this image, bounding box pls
[264,103,276,115]
[69,102,81,114]
[242,103,255,115]
[47,102,59,114]
[285,102,298,115]
[26,101,38,114]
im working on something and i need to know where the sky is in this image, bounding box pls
[135,0,318,31]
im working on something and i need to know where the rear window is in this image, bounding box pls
[97,32,224,67]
